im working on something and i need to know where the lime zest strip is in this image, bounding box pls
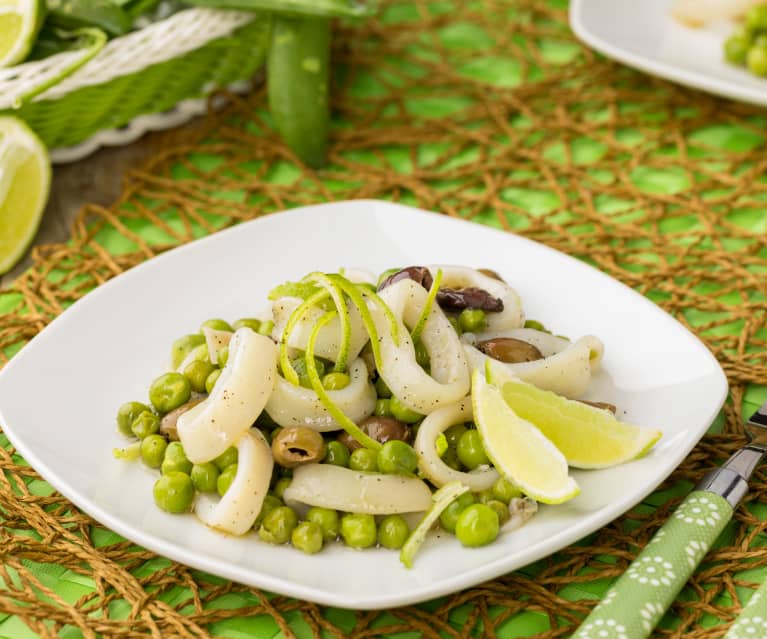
[400,480,469,568]
[305,310,382,451]
[306,272,352,374]
[279,287,332,386]
[410,268,442,344]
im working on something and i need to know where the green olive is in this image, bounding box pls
[476,337,543,364]
[149,372,192,414]
[171,334,206,369]
[116,401,151,437]
[159,397,204,441]
[153,472,194,513]
[291,521,324,554]
[184,360,215,393]
[337,416,411,451]
[340,513,377,548]
[271,426,326,468]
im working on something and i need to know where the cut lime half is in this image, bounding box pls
[471,370,580,505]
[0,0,43,68]
[0,116,51,275]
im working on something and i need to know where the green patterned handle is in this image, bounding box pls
[572,490,732,639]
[723,575,767,639]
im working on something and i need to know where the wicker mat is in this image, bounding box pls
[2,0,767,637]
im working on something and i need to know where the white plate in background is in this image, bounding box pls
[571,0,767,107]
[0,200,727,609]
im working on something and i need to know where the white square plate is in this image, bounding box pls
[571,0,767,107]
[0,200,727,609]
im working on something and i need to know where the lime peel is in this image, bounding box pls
[306,272,352,373]
[400,480,469,568]
[410,268,442,344]
[305,310,381,451]
[472,370,580,505]
[279,287,331,385]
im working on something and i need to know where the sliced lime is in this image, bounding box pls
[0,0,43,68]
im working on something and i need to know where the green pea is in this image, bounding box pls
[324,440,350,467]
[171,334,205,369]
[217,463,238,496]
[349,448,378,472]
[439,492,476,534]
[448,315,462,335]
[485,499,510,526]
[213,446,238,471]
[291,521,324,554]
[340,513,377,548]
[375,376,392,398]
[153,472,194,513]
[233,318,262,332]
[149,372,191,414]
[216,346,230,368]
[201,318,233,332]
[191,462,219,492]
[476,489,495,505]
[205,369,222,394]
[273,477,291,499]
[374,399,392,417]
[377,440,418,475]
[257,320,275,336]
[455,503,499,547]
[131,410,160,439]
[140,434,167,468]
[258,506,298,544]
[441,447,462,471]
[322,372,350,390]
[725,34,751,65]
[390,397,422,424]
[377,515,409,550]
[456,429,490,470]
[413,339,429,368]
[116,401,151,437]
[444,423,467,448]
[254,494,283,527]
[306,507,339,541]
[161,441,192,475]
[184,360,215,394]
[492,476,522,503]
[748,45,767,76]
[458,308,486,333]
[747,4,767,30]
[291,355,326,388]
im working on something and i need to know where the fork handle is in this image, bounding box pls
[571,489,732,639]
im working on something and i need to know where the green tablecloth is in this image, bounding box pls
[2,1,767,637]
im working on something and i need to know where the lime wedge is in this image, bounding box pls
[0,116,51,275]
[486,359,662,469]
[472,370,579,505]
[0,0,43,68]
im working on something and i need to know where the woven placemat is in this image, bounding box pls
[2,1,767,637]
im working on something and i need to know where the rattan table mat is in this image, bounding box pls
[2,0,767,636]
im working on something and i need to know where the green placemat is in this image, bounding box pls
[2,0,767,637]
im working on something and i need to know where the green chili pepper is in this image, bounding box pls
[181,0,372,18]
[46,0,131,36]
[268,15,330,168]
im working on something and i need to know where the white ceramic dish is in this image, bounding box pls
[0,200,727,609]
[570,0,767,107]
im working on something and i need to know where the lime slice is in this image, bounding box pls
[0,116,51,275]
[486,359,662,469]
[471,369,579,505]
[0,0,43,68]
